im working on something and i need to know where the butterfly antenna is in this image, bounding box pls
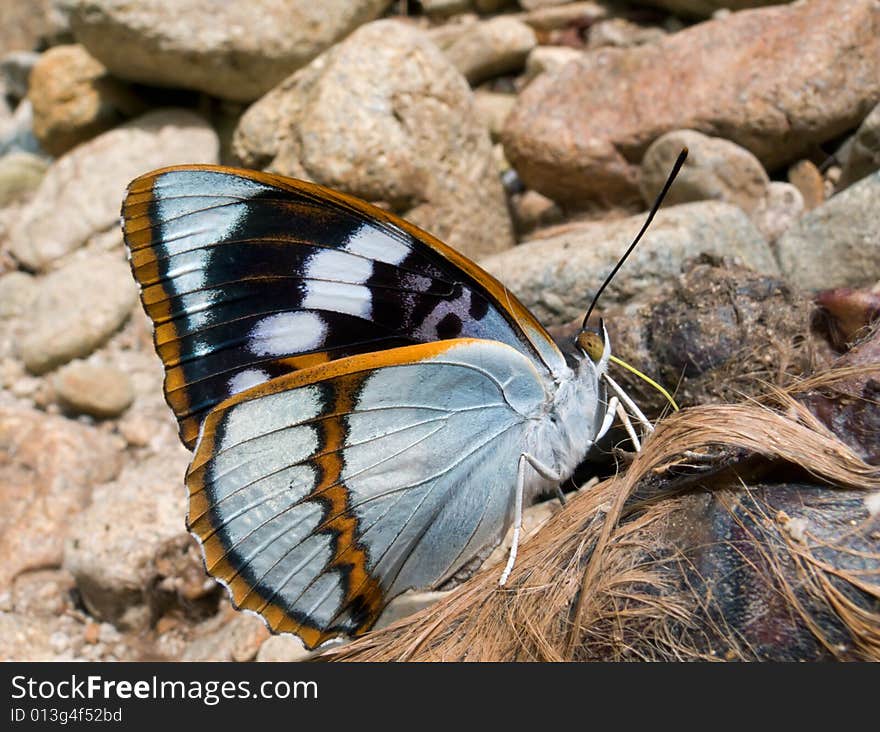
[582,147,689,329]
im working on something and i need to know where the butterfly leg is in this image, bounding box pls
[500,453,561,586]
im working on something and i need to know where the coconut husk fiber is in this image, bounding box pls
[325,356,880,662]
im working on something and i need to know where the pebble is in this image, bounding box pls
[9,108,219,272]
[62,451,191,630]
[750,182,804,244]
[28,44,146,156]
[17,254,138,374]
[787,159,826,210]
[776,170,880,292]
[640,129,770,214]
[54,361,135,419]
[473,90,516,141]
[523,45,583,83]
[443,16,537,85]
[234,19,515,261]
[255,635,311,663]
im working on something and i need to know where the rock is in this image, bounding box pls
[375,591,453,630]
[602,259,811,416]
[0,51,41,102]
[53,361,134,418]
[523,45,583,83]
[60,0,394,103]
[182,605,270,662]
[635,1,793,19]
[0,405,122,592]
[28,44,146,157]
[587,18,667,49]
[0,1,55,55]
[11,569,76,618]
[9,108,218,271]
[520,1,608,31]
[444,16,537,85]
[480,200,778,324]
[234,19,515,261]
[256,634,310,663]
[0,614,58,661]
[17,254,138,374]
[750,182,804,243]
[787,159,825,210]
[63,450,191,630]
[504,0,880,208]
[0,151,49,206]
[0,271,37,320]
[511,189,563,234]
[640,130,769,214]
[776,170,880,292]
[473,90,516,141]
[838,102,880,190]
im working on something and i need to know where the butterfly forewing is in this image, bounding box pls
[186,339,547,648]
[122,165,566,448]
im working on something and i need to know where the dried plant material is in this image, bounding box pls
[326,368,880,662]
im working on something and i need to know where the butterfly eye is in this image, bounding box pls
[576,329,605,363]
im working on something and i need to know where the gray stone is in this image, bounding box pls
[480,200,778,324]
[63,451,191,630]
[375,591,452,630]
[587,18,667,49]
[839,102,880,190]
[0,151,48,206]
[182,607,269,662]
[9,108,218,272]
[444,16,537,85]
[0,51,41,101]
[17,254,138,374]
[234,19,514,261]
[60,0,394,102]
[776,171,880,292]
[0,100,43,158]
[53,361,134,418]
[750,182,804,244]
[640,130,770,214]
[0,271,37,320]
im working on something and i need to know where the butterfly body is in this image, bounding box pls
[122,165,614,648]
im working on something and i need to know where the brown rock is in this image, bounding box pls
[28,45,146,156]
[523,45,583,83]
[787,159,825,210]
[182,605,270,662]
[234,19,515,261]
[473,90,516,141]
[0,405,122,591]
[53,361,134,418]
[504,0,880,207]
[255,634,310,663]
[11,569,77,618]
[519,1,608,32]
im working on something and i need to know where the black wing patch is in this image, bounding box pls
[122,165,564,448]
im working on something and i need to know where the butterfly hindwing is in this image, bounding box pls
[185,338,547,648]
[122,165,566,448]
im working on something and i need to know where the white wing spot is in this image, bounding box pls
[227,368,270,395]
[248,311,326,356]
[343,223,410,265]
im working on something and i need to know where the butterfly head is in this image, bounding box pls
[575,318,611,375]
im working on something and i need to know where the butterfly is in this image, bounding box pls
[120,162,676,650]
